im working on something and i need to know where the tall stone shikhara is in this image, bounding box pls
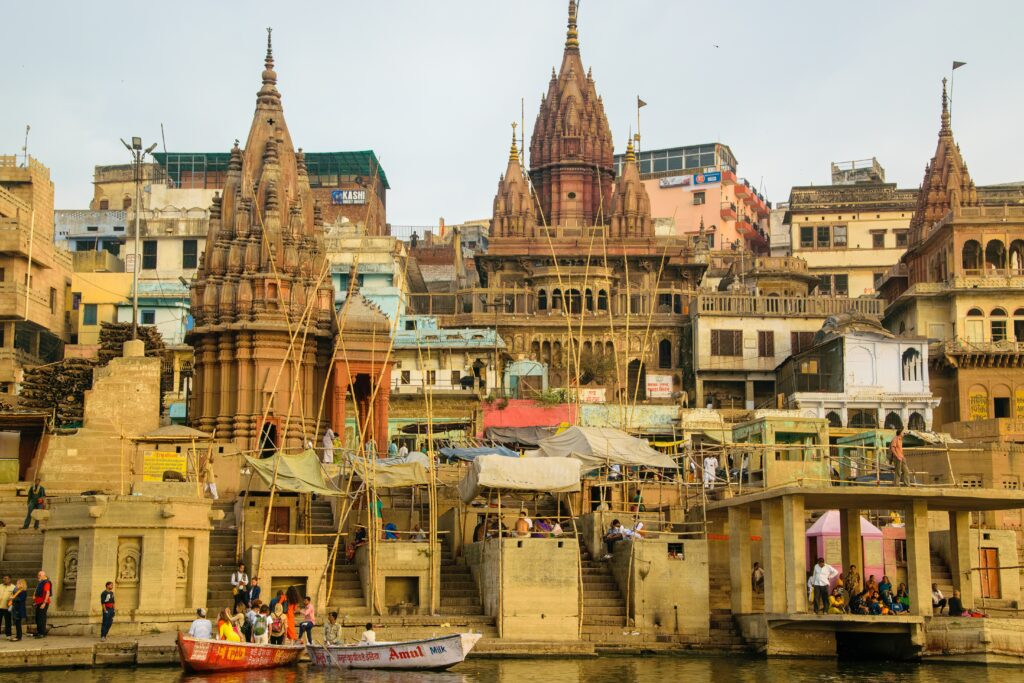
[188,30,335,450]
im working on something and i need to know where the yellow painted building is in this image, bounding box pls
[70,272,132,346]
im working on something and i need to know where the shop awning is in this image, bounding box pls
[244,449,341,496]
[439,445,518,461]
[457,455,581,503]
[525,426,677,469]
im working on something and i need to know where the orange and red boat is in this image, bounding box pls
[176,633,306,673]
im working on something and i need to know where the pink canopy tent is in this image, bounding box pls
[805,510,884,587]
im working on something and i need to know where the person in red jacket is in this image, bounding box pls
[32,570,51,638]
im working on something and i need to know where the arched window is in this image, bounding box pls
[585,288,594,312]
[122,196,132,210]
[901,348,922,381]
[848,409,878,429]
[1010,240,1024,272]
[825,411,843,428]
[597,290,608,311]
[99,199,110,210]
[962,240,982,271]
[627,359,647,401]
[884,412,904,430]
[986,239,1007,270]
[991,307,1008,342]
[565,289,582,314]
[967,307,984,316]
[537,289,547,311]
[552,289,562,309]
[658,339,672,369]
[908,412,926,431]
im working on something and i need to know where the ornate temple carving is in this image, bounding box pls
[187,30,335,450]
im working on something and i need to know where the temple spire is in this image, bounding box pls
[624,135,636,164]
[258,26,280,107]
[940,77,951,136]
[566,0,579,49]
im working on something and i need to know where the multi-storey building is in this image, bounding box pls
[0,156,73,395]
[684,256,884,409]
[785,159,917,298]
[613,143,771,253]
[422,2,706,403]
[775,314,939,431]
[879,81,1024,429]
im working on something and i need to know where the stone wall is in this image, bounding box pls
[466,537,580,640]
[37,341,161,492]
[609,538,710,639]
[355,541,438,615]
[42,493,213,635]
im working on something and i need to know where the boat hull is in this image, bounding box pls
[176,633,305,673]
[307,633,482,671]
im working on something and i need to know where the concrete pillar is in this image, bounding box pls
[948,510,975,607]
[760,499,786,613]
[695,378,705,409]
[904,499,932,616]
[839,508,863,591]
[744,380,755,410]
[781,494,807,613]
[728,506,753,614]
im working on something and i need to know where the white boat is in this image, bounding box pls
[307,632,482,671]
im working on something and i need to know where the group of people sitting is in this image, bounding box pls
[471,512,565,542]
[792,560,980,617]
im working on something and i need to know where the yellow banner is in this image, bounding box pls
[143,450,187,482]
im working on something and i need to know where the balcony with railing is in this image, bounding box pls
[720,201,737,221]
[694,292,884,318]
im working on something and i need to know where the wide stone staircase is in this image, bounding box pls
[440,546,483,616]
[308,499,368,616]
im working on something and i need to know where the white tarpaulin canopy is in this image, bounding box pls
[457,455,581,503]
[525,426,677,469]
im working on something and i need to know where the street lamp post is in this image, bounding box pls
[121,136,158,341]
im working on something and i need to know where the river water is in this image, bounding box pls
[1,657,1023,683]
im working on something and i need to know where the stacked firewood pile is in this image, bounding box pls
[97,322,174,399]
[13,323,174,428]
[18,358,97,427]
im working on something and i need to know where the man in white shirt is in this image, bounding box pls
[703,456,719,489]
[932,583,947,615]
[398,444,409,458]
[187,608,213,639]
[230,563,249,609]
[359,622,376,644]
[810,558,839,614]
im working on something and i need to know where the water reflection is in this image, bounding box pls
[1,657,1024,683]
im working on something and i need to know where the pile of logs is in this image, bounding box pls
[13,323,174,428]
[19,358,97,426]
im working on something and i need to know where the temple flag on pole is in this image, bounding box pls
[952,61,967,70]
[637,97,647,108]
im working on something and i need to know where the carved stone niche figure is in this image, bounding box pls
[63,547,78,589]
[176,543,190,586]
[117,542,141,586]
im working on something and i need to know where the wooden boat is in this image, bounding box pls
[306,632,482,671]
[176,632,306,673]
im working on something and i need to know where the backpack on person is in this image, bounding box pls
[270,616,285,637]
[253,616,267,637]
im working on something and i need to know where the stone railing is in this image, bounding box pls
[694,293,884,318]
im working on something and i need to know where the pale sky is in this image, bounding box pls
[4,0,1022,226]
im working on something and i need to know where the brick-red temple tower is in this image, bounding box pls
[528,0,615,229]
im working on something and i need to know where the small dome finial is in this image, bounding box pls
[625,136,635,164]
[566,0,579,49]
[509,122,520,163]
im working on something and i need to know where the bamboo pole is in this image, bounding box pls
[255,452,282,579]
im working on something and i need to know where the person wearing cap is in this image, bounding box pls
[188,608,213,639]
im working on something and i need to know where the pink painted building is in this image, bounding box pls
[614,143,771,253]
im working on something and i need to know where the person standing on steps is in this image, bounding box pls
[100,581,115,641]
[809,558,838,615]
[230,563,249,609]
[9,579,26,641]
[32,570,51,637]
[0,575,13,638]
[204,455,219,500]
[23,479,45,530]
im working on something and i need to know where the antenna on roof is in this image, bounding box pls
[21,125,30,167]
[160,123,168,155]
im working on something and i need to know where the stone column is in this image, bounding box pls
[760,499,786,613]
[904,499,932,616]
[781,494,807,613]
[948,510,975,607]
[728,506,753,614]
[744,380,755,410]
[839,508,863,587]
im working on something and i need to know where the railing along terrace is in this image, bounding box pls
[407,288,692,319]
[695,293,884,317]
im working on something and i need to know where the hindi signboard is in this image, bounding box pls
[646,374,674,399]
[143,450,187,482]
